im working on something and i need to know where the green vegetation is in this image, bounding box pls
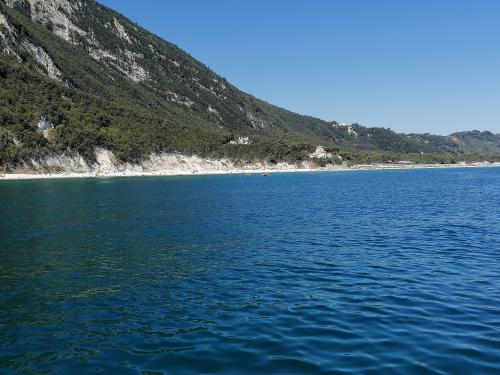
[0,50,315,166]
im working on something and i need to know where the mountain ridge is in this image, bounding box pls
[0,0,499,169]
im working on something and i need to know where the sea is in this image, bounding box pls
[1,167,499,374]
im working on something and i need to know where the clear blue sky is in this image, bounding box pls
[99,0,500,135]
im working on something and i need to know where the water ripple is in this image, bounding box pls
[0,168,500,374]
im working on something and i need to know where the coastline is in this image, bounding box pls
[1,162,499,181]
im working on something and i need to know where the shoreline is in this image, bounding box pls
[1,162,499,181]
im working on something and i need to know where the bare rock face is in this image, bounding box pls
[309,146,332,159]
[3,0,150,83]
[5,0,86,42]
[23,41,62,79]
[37,118,55,138]
[113,17,131,44]
[32,148,306,175]
[0,10,12,31]
[0,8,61,79]
[229,137,250,145]
[0,10,14,42]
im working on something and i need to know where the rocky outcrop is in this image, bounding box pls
[21,41,61,79]
[37,118,55,138]
[0,7,62,79]
[4,0,150,82]
[28,148,309,175]
[5,0,86,42]
[229,137,250,145]
[0,10,12,35]
[309,146,332,159]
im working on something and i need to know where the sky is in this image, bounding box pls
[98,0,500,135]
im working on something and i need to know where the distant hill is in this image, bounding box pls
[0,0,499,168]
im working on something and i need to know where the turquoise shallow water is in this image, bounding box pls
[1,168,500,374]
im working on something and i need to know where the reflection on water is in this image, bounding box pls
[1,169,500,374]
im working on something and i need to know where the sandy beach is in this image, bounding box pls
[1,162,499,181]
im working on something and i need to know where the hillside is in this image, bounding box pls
[0,0,499,170]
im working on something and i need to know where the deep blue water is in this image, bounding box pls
[1,168,500,374]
